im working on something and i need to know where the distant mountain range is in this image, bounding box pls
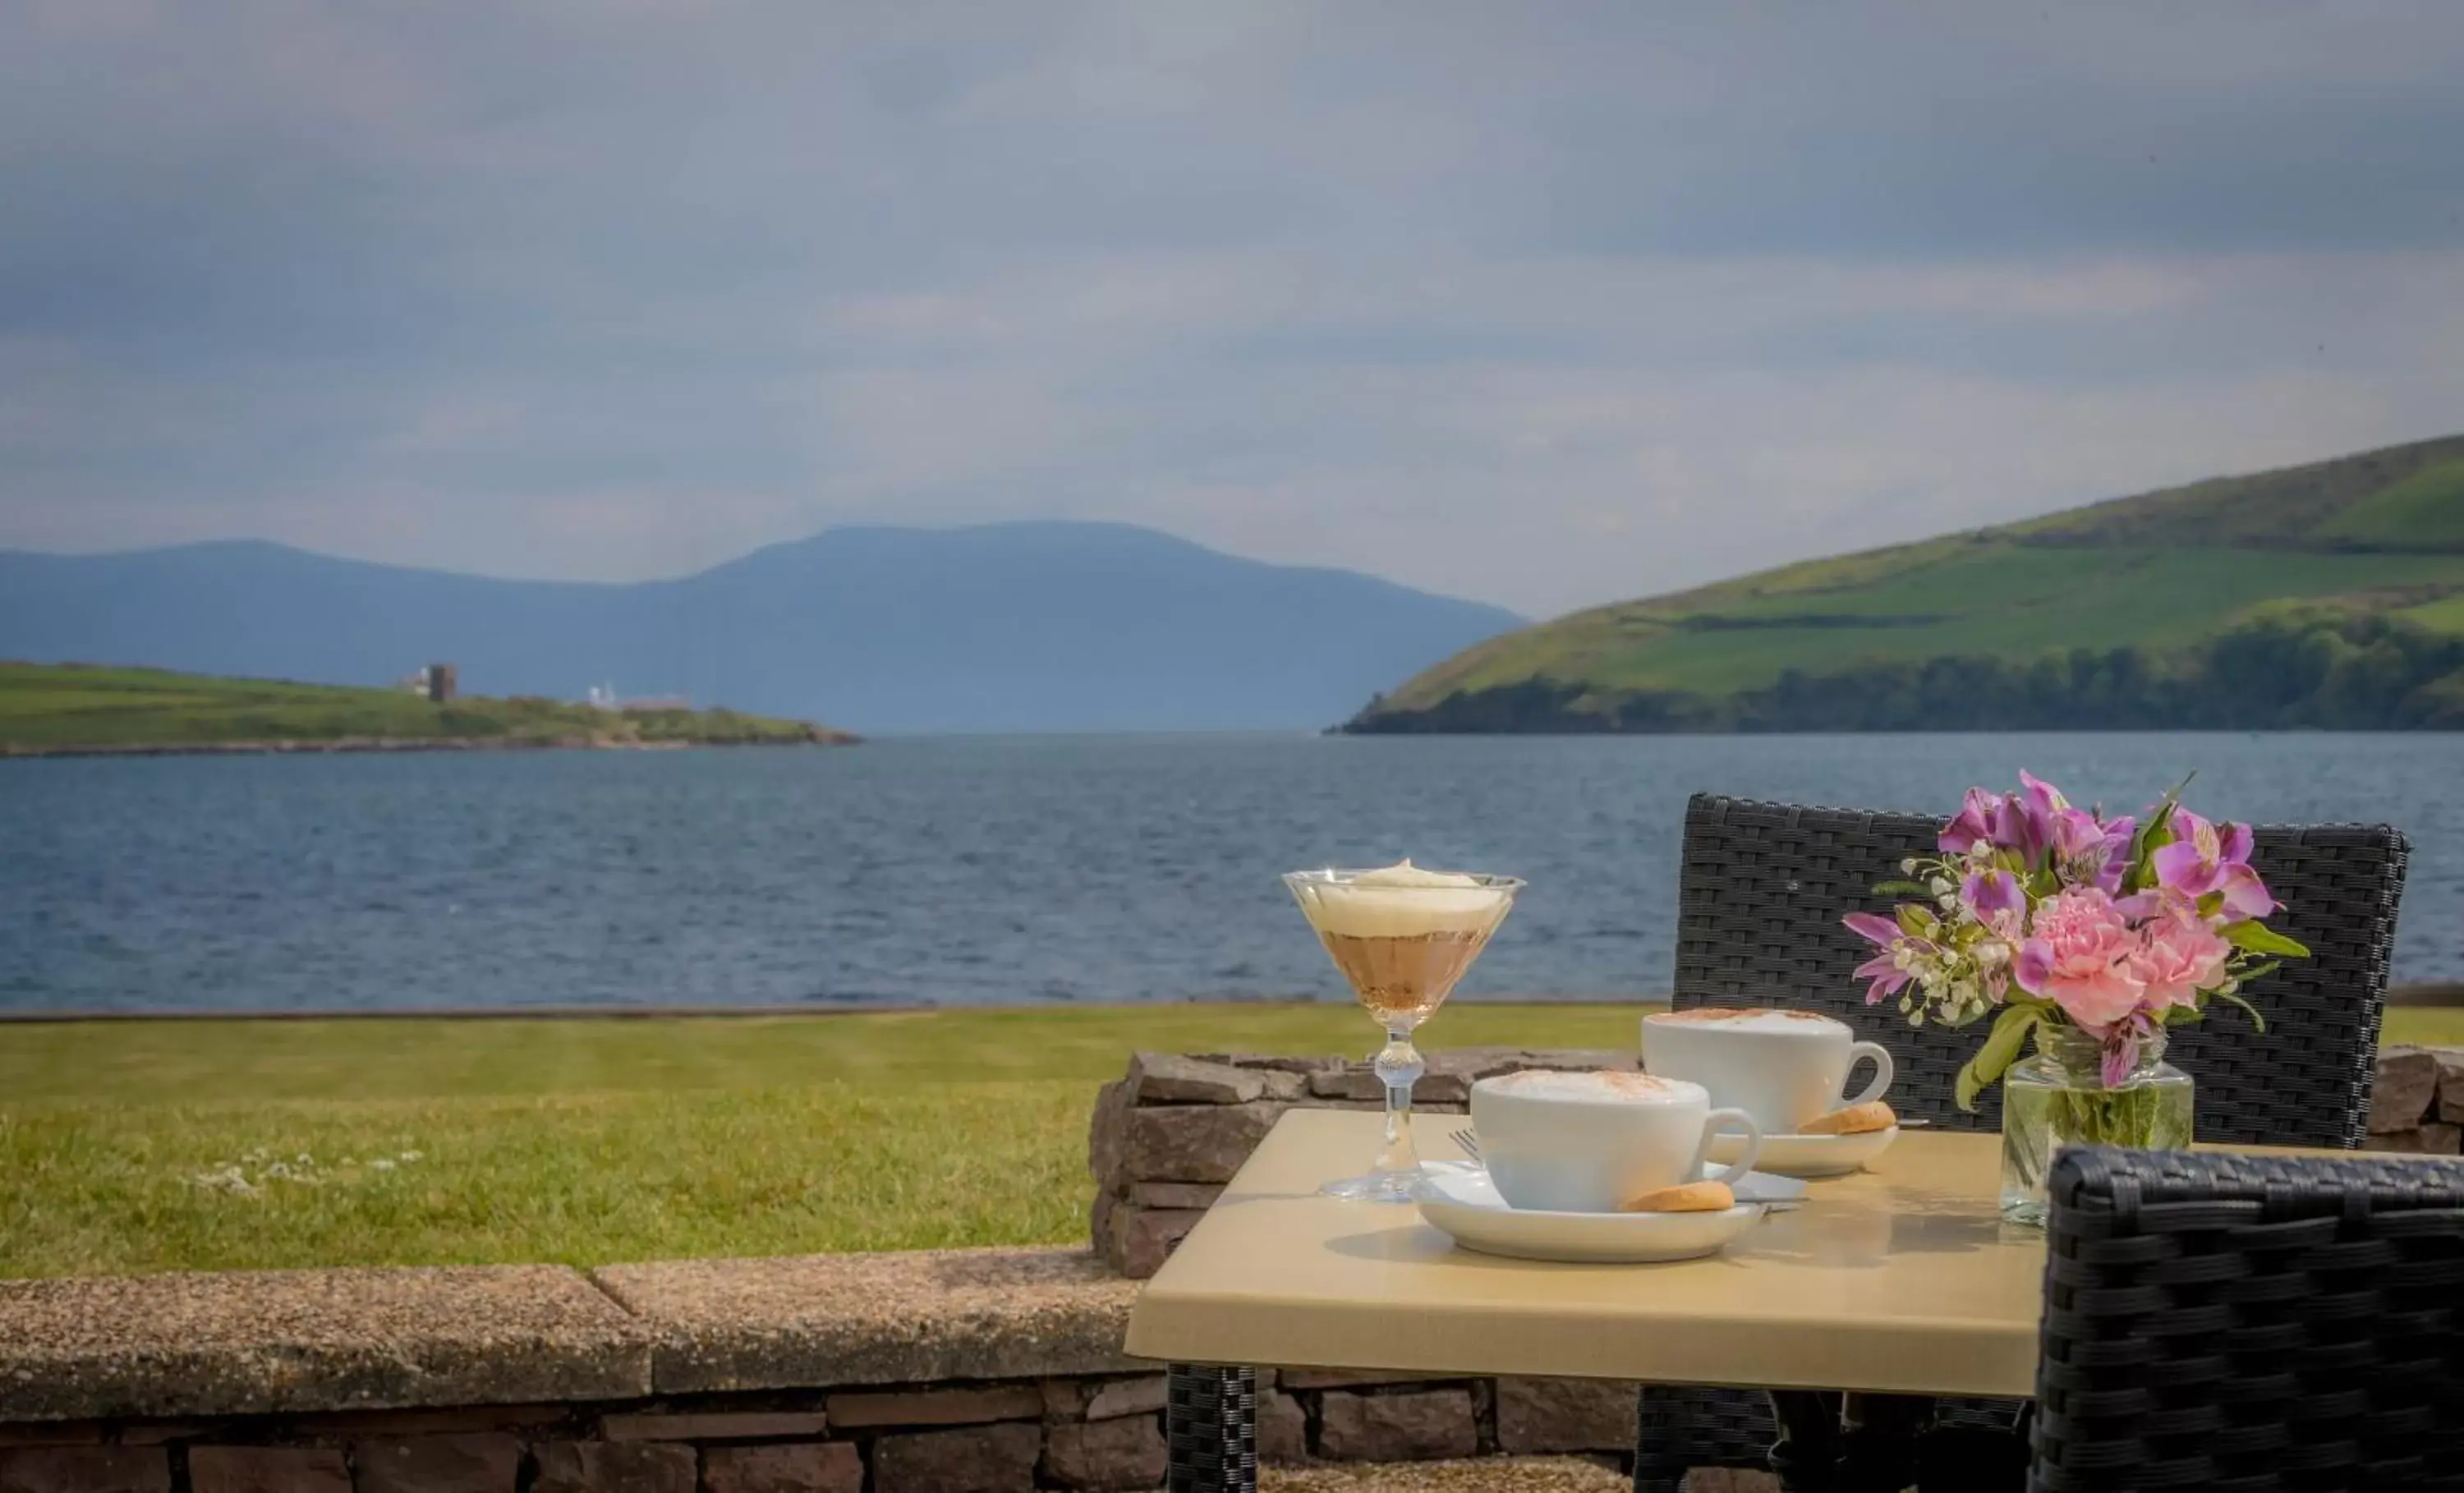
[0,521,1522,733]
[1349,432,2464,733]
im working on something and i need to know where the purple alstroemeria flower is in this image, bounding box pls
[2095,815,2138,892]
[2154,809,2275,919]
[1961,867,2027,934]
[2010,770,2071,864]
[1939,787,2002,855]
[2048,807,2137,892]
[1844,912,1916,1005]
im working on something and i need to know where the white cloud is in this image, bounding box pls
[4,2,2463,616]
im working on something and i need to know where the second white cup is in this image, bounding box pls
[1641,1007,1893,1134]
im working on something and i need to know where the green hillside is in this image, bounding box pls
[0,664,854,754]
[1349,432,2464,733]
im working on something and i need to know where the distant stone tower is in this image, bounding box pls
[425,664,457,703]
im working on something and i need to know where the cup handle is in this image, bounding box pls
[1843,1041,1894,1107]
[1691,1108,1763,1186]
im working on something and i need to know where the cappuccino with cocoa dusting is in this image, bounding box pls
[1469,1068,1761,1212]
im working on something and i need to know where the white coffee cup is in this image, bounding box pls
[1467,1069,1762,1213]
[1640,1007,1893,1135]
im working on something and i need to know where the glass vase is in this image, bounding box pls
[1998,1026,2193,1226]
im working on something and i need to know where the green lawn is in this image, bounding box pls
[5,1004,2458,1279]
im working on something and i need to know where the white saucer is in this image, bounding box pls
[1409,1162,1788,1264]
[1705,1126,1898,1178]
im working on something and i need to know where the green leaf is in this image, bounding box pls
[2222,921,2311,959]
[1871,880,1932,898]
[2127,797,2179,891]
[1956,1005,2042,1113]
[2210,986,2267,1032]
[1895,903,1936,939]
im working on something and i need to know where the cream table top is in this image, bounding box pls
[1127,1109,2066,1398]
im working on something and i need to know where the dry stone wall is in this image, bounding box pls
[0,1371,1643,1493]
[2363,1045,2464,1153]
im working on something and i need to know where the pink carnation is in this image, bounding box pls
[2131,910,2232,1013]
[2014,887,2144,1031]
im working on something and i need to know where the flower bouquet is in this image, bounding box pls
[1844,772,2310,1221]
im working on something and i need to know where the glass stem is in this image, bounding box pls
[1372,1022,1423,1176]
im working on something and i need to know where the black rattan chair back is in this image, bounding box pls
[2033,1146,2464,1491]
[1637,793,2410,1493]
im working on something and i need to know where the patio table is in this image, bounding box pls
[1124,1108,2340,1489]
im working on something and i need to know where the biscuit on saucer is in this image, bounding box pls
[1618,1179,1735,1213]
[1800,1101,1896,1136]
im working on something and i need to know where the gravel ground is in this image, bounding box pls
[1259,1457,1630,1492]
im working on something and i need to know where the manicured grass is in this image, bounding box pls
[0,1005,1634,1278]
[0,664,837,750]
[4,1004,2456,1279]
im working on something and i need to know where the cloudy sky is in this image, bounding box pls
[4,2,2462,618]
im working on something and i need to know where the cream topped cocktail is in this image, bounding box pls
[1297,860,1517,1022]
[1283,860,1524,1201]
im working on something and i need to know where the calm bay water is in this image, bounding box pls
[2,733,2457,1013]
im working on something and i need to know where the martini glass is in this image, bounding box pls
[1284,866,1524,1201]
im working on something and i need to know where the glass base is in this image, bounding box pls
[1319,1169,1423,1203]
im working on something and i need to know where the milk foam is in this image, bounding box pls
[1651,1008,1843,1036]
[1300,860,1510,939]
[1486,1069,1685,1104]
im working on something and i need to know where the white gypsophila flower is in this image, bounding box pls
[370,1158,396,1172]
[399,1151,422,1163]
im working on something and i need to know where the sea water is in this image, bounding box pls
[2,732,2457,1013]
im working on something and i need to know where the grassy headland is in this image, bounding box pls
[1349,433,2464,733]
[6,1004,2462,1278]
[0,663,853,754]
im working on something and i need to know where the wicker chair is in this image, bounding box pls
[1634,793,2411,1493]
[2032,1146,2464,1491]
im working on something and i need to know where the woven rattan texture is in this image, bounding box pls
[2033,1146,2464,1491]
[1167,1365,1257,1493]
[1635,794,2410,1493]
